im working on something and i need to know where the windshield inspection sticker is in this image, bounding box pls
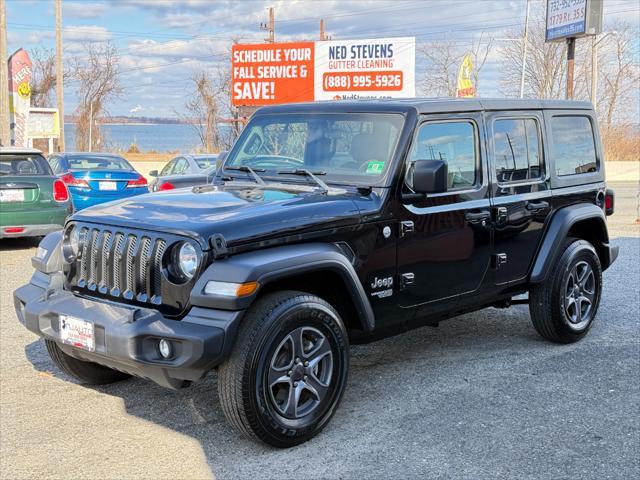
[365,161,385,174]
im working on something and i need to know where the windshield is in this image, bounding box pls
[224,113,404,185]
[67,155,133,171]
[0,154,51,176]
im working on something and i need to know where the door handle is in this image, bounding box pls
[465,210,491,223]
[526,200,549,211]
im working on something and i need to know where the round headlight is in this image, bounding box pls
[63,225,80,262]
[175,242,198,280]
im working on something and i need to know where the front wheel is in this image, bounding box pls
[529,239,603,343]
[218,291,349,447]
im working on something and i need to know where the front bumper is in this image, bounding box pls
[14,272,243,389]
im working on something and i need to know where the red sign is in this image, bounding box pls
[232,42,314,106]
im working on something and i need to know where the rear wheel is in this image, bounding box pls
[218,291,349,448]
[45,340,131,385]
[529,239,602,343]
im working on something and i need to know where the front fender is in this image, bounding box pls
[190,243,375,331]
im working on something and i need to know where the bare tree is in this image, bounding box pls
[499,3,569,99]
[29,48,56,107]
[179,71,223,153]
[419,33,494,97]
[597,24,639,129]
[71,42,122,151]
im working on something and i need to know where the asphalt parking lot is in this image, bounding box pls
[1,181,638,479]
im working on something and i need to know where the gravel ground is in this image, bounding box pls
[1,181,638,480]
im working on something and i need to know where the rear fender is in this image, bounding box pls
[530,203,617,283]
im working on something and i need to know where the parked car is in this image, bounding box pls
[149,153,226,192]
[16,99,617,448]
[48,152,148,210]
[0,147,71,239]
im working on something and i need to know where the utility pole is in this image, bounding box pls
[565,37,576,99]
[55,0,65,151]
[260,7,275,44]
[0,0,10,147]
[519,0,530,98]
[591,32,617,109]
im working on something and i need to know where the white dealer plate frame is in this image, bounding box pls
[59,314,95,352]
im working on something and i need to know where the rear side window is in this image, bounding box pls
[195,156,218,169]
[0,154,51,176]
[551,116,598,176]
[493,118,542,183]
[408,121,477,190]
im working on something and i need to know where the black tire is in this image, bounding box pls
[218,290,349,448]
[45,339,131,385]
[529,239,602,343]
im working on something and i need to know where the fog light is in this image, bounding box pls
[158,339,172,359]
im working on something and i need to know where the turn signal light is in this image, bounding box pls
[3,227,25,234]
[53,179,69,202]
[204,281,259,297]
[126,175,148,188]
[158,181,175,191]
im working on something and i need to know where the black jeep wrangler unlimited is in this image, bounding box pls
[15,99,617,447]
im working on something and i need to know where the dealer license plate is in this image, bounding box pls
[59,315,95,351]
[0,189,25,202]
[99,181,117,191]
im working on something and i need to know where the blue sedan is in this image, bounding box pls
[47,152,148,211]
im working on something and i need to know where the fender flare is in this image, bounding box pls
[530,203,615,283]
[190,243,375,332]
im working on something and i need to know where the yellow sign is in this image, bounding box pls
[456,54,475,98]
[18,81,31,99]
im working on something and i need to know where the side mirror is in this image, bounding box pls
[412,159,448,194]
[149,170,158,177]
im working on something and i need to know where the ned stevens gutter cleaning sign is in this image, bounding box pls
[232,37,415,106]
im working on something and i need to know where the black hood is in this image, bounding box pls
[72,182,365,250]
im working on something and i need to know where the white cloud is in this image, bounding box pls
[64,2,108,19]
[63,25,112,42]
[129,104,143,113]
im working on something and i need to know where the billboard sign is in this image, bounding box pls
[231,37,415,106]
[314,37,415,101]
[7,48,32,147]
[232,42,314,106]
[545,0,603,42]
[28,108,60,138]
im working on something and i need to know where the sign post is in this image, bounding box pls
[545,0,603,100]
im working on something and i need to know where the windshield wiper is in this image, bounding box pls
[277,168,329,193]
[224,165,265,185]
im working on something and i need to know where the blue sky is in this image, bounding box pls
[5,0,639,118]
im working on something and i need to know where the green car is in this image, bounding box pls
[0,148,71,239]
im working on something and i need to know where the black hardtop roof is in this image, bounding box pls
[256,98,593,116]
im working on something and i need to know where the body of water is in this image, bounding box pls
[64,123,204,152]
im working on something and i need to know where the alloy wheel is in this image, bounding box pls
[564,260,596,330]
[267,326,334,419]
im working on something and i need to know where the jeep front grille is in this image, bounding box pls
[73,225,166,305]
